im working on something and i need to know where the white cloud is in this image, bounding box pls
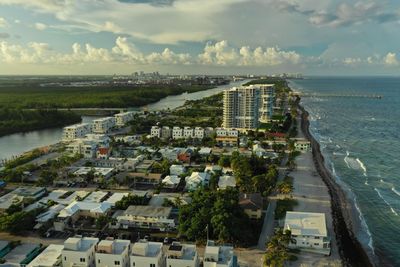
[0,37,398,71]
[0,17,8,28]
[384,52,399,66]
[199,40,301,66]
[34,22,47,31]
[0,0,247,44]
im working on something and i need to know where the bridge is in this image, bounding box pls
[293,92,382,99]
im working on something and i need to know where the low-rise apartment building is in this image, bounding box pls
[166,242,199,267]
[63,123,92,141]
[112,205,175,231]
[204,240,235,267]
[115,112,135,127]
[130,240,164,267]
[172,127,184,139]
[92,117,116,134]
[95,239,131,267]
[151,126,162,138]
[284,211,331,255]
[62,237,99,267]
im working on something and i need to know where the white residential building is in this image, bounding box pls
[172,127,183,139]
[218,175,236,190]
[66,134,110,159]
[183,127,194,139]
[151,126,162,138]
[284,211,331,255]
[27,244,64,267]
[185,172,210,191]
[62,123,92,141]
[169,164,186,176]
[204,240,235,267]
[96,239,131,267]
[115,111,135,127]
[215,128,239,137]
[130,241,164,267]
[162,175,181,188]
[161,126,172,139]
[222,84,275,129]
[166,242,199,267]
[92,117,116,134]
[113,205,175,231]
[193,127,205,139]
[62,237,99,267]
[55,201,111,231]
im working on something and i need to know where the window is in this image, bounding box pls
[80,258,85,262]
[98,259,101,263]
[314,243,319,246]
[114,261,120,265]
[64,256,66,261]
[150,264,155,267]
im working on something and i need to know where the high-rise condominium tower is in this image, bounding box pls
[222,84,275,129]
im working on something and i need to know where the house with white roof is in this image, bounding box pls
[166,242,199,267]
[204,165,222,175]
[95,239,131,267]
[204,240,235,267]
[54,201,111,231]
[130,240,164,267]
[83,191,109,203]
[169,165,186,176]
[104,192,129,207]
[218,175,236,190]
[62,237,99,267]
[284,211,331,255]
[185,172,210,191]
[27,244,64,267]
[162,175,181,188]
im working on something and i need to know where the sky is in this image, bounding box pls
[0,0,399,75]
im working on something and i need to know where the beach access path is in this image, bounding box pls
[287,110,342,267]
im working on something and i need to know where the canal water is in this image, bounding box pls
[0,79,248,160]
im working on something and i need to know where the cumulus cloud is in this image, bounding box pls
[384,52,399,66]
[199,41,300,66]
[0,37,398,70]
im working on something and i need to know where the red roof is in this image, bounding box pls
[268,132,286,138]
[98,147,109,155]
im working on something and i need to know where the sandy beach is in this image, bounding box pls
[297,98,375,267]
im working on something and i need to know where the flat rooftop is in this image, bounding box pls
[131,241,162,257]
[63,237,99,252]
[204,240,233,264]
[83,191,108,203]
[27,244,63,267]
[124,205,172,218]
[4,243,39,265]
[284,211,327,237]
[97,240,130,255]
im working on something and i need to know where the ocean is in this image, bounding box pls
[289,77,400,266]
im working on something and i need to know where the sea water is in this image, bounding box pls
[290,77,400,266]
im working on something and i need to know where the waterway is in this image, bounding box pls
[0,79,248,160]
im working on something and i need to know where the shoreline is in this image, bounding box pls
[296,97,376,267]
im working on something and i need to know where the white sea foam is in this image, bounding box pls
[356,158,367,176]
[354,200,375,252]
[374,188,399,216]
[391,187,400,197]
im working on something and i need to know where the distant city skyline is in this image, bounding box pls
[0,0,399,75]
